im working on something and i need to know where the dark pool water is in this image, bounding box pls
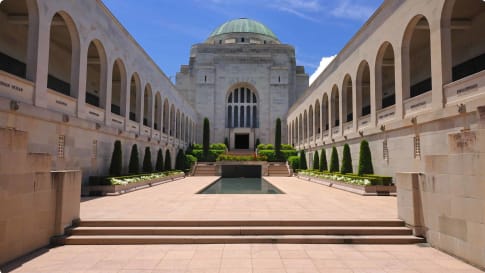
[198,178,284,194]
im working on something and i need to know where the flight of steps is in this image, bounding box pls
[62,219,425,245]
[267,164,290,177]
[193,164,218,176]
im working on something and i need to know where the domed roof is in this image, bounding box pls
[209,18,278,40]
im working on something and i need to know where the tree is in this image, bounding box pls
[224,137,229,151]
[312,151,320,170]
[128,144,139,174]
[155,148,164,172]
[109,140,122,176]
[319,148,328,172]
[255,138,260,151]
[175,149,185,171]
[275,118,282,160]
[299,150,308,170]
[341,144,353,174]
[329,146,339,173]
[203,118,210,160]
[164,149,172,171]
[358,140,374,176]
[142,147,153,173]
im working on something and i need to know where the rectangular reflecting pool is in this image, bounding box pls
[198,178,284,194]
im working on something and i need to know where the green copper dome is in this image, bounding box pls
[209,18,278,40]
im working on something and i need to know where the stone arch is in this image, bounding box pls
[163,98,169,134]
[303,110,308,141]
[85,39,107,109]
[342,74,353,123]
[128,73,141,122]
[143,84,153,127]
[331,85,340,128]
[402,15,432,99]
[154,92,161,130]
[375,42,396,110]
[314,99,321,135]
[308,105,314,138]
[322,93,329,131]
[226,84,259,128]
[170,104,175,136]
[111,59,127,116]
[356,60,371,118]
[47,11,81,98]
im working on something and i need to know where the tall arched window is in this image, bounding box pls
[226,87,258,128]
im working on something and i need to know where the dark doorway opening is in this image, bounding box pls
[235,134,250,149]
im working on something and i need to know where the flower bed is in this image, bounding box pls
[87,171,185,196]
[297,170,396,196]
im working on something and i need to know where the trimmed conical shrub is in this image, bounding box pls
[299,150,308,170]
[275,118,282,160]
[164,149,172,171]
[203,118,210,160]
[224,137,229,151]
[319,148,328,172]
[128,144,139,174]
[358,140,374,176]
[312,151,319,170]
[109,140,122,176]
[155,148,164,172]
[255,138,260,151]
[142,147,153,173]
[175,149,185,171]
[340,144,353,174]
[329,146,339,173]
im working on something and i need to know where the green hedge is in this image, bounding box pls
[300,170,393,186]
[257,143,294,151]
[191,149,225,162]
[258,150,298,162]
[288,156,300,171]
[89,171,183,186]
[192,143,226,150]
[217,154,268,161]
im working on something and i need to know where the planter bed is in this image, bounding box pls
[87,172,185,196]
[297,174,396,196]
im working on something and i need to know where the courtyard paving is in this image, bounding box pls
[4,177,482,272]
[80,176,397,220]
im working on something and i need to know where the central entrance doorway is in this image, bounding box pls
[235,134,250,149]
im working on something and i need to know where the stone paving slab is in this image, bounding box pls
[4,244,482,273]
[80,177,397,220]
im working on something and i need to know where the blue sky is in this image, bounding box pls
[101,0,383,83]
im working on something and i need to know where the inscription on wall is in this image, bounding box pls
[0,80,24,93]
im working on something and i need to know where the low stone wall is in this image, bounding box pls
[0,128,81,266]
[396,128,485,270]
[298,174,396,196]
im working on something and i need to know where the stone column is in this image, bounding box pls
[33,13,50,107]
[104,59,113,126]
[352,75,358,132]
[370,60,378,127]
[123,74,131,131]
[74,41,85,119]
[430,19,450,110]
[395,49,405,120]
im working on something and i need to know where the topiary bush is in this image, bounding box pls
[175,149,185,171]
[128,144,140,174]
[185,154,197,170]
[288,156,300,171]
[329,146,339,173]
[340,143,353,174]
[358,140,374,176]
[275,118,282,160]
[203,118,210,160]
[258,150,298,162]
[282,144,294,150]
[109,140,122,176]
[224,137,229,150]
[155,148,164,172]
[255,138,260,150]
[164,149,172,171]
[210,143,227,150]
[319,148,328,172]
[299,150,308,170]
[142,147,153,173]
[312,151,319,170]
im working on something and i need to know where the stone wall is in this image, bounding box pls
[0,128,81,266]
[396,111,485,269]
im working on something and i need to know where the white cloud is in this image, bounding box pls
[330,1,375,21]
[310,55,336,85]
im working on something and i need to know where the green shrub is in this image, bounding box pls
[282,144,294,150]
[224,137,229,150]
[185,154,197,170]
[142,147,153,173]
[175,149,185,171]
[217,154,267,161]
[258,150,298,162]
[319,149,328,172]
[312,151,320,170]
[299,150,308,170]
[203,118,210,160]
[155,148,164,172]
[109,140,122,176]
[329,146,339,173]
[364,175,393,186]
[191,149,225,162]
[128,144,139,174]
[358,140,374,176]
[164,149,172,171]
[341,144,353,174]
[288,156,300,171]
[193,144,203,149]
[275,118,282,157]
[255,138,260,150]
[210,143,227,150]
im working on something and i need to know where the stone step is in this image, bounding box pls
[77,219,406,227]
[64,235,425,245]
[70,226,412,236]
